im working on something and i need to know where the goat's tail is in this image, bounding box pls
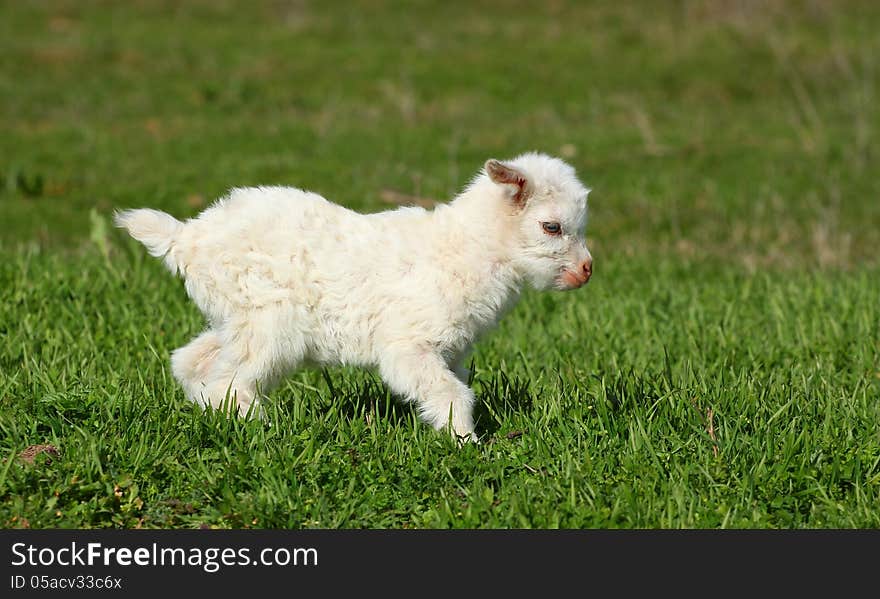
[114,208,186,274]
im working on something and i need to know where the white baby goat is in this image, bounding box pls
[115,152,593,441]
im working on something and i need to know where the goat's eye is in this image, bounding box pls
[541,221,562,235]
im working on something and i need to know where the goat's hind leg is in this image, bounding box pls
[171,329,223,409]
[190,319,304,419]
[171,328,264,417]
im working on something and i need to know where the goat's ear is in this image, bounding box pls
[485,159,531,208]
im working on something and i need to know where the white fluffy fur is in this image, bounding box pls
[116,152,592,441]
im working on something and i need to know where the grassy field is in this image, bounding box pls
[1,1,878,528]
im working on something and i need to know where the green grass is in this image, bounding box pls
[1,1,878,528]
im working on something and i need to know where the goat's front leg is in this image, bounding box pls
[450,350,473,385]
[378,346,477,442]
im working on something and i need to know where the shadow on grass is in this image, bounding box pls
[273,368,416,435]
[266,366,540,442]
[473,370,536,439]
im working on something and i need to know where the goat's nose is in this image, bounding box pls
[582,257,593,282]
